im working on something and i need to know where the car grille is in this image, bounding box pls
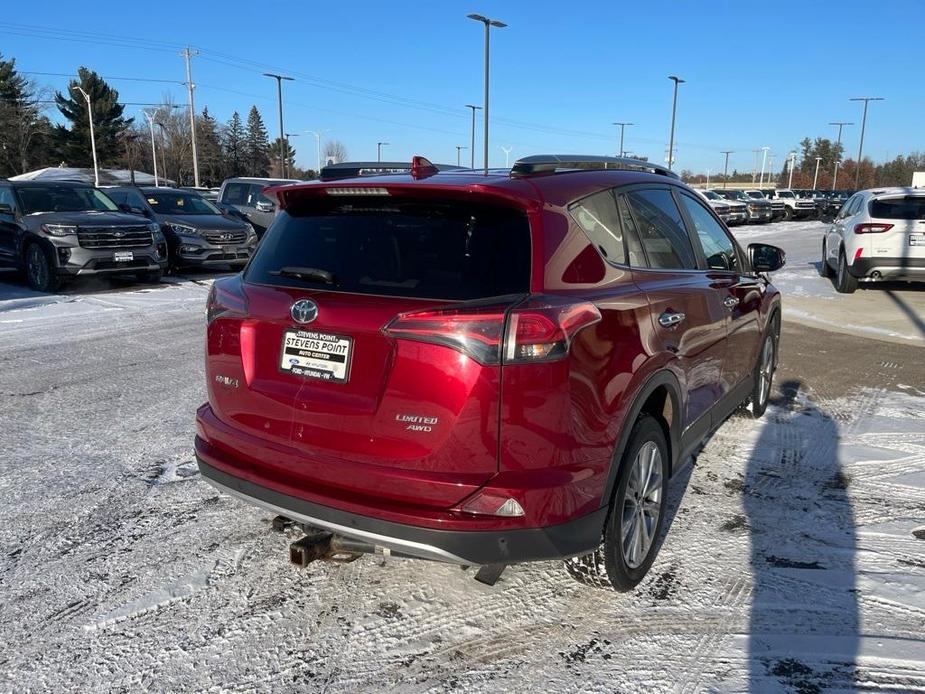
[202,229,247,245]
[77,226,153,249]
[796,202,815,209]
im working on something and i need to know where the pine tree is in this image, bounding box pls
[53,67,131,168]
[197,106,224,186]
[269,136,297,178]
[222,111,245,178]
[244,105,270,177]
[0,53,48,176]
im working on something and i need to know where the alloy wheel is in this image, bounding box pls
[757,335,774,407]
[621,441,663,569]
[27,245,47,289]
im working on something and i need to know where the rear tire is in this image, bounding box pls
[835,250,858,294]
[564,415,669,591]
[24,242,60,293]
[783,206,793,221]
[820,240,834,278]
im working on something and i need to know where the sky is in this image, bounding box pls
[2,0,924,174]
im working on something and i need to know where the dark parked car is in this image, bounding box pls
[818,190,855,221]
[717,190,773,223]
[0,180,167,292]
[196,155,784,591]
[216,177,302,235]
[105,187,257,271]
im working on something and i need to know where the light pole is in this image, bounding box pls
[71,86,99,187]
[752,149,761,184]
[613,122,633,157]
[467,13,507,174]
[829,121,852,190]
[141,108,163,187]
[500,146,513,168]
[849,96,884,189]
[706,169,711,188]
[812,156,823,189]
[306,129,329,173]
[285,133,299,176]
[787,151,797,189]
[263,73,294,177]
[456,145,467,166]
[767,155,775,186]
[758,146,770,186]
[721,150,733,189]
[465,104,481,169]
[377,141,389,162]
[666,75,684,170]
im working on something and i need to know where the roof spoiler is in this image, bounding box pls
[511,155,679,180]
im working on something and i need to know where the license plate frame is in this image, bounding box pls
[113,251,134,262]
[909,233,925,247]
[279,329,353,384]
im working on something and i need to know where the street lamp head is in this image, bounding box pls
[668,75,685,84]
[489,20,507,27]
[466,104,482,111]
[467,13,506,27]
[263,73,294,82]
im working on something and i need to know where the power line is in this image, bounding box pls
[22,71,182,85]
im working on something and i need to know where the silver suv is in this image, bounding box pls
[216,177,301,236]
[0,181,167,292]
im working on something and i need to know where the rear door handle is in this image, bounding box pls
[658,311,686,328]
[724,296,740,309]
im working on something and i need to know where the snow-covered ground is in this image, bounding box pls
[1,231,924,692]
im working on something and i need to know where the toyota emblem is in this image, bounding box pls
[290,299,319,325]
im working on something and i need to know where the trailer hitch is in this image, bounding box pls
[289,531,367,567]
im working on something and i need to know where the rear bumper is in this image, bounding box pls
[197,457,606,565]
[850,256,925,281]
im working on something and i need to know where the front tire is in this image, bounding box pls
[747,324,778,419]
[783,207,793,221]
[564,415,669,591]
[835,250,858,294]
[24,243,61,293]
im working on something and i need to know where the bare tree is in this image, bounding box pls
[323,140,348,165]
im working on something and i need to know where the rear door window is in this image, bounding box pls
[869,196,925,220]
[246,197,531,301]
[624,189,697,270]
[222,183,250,206]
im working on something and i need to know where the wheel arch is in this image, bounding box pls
[599,369,683,508]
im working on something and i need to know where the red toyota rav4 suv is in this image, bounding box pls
[195,155,784,591]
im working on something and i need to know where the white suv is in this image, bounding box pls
[821,188,925,293]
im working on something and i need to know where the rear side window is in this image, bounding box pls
[569,189,627,264]
[246,197,531,301]
[624,189,697,270]
[869,196,925,220]
[222,183,250,205]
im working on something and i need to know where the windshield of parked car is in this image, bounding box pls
[702,191,720,200]
[777,191,795,198]
[146,192,221,215]
[16,186,119,214]
[746,191,764,199]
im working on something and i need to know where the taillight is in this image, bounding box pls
[383,297,601,365]
[206,278,248,324]
[854,223,893,234]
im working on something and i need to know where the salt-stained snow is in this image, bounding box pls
[0,258,924,692]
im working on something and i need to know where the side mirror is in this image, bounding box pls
[0,202,13,216]
[255,200,275,213]
[748,243,786,273]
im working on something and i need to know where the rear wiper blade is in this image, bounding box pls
[269,266,337,285]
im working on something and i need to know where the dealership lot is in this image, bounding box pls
[0,222,923,692]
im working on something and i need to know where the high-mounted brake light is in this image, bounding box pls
[854,223,893,234]
[383,297,601,365]
[325,187,390,196]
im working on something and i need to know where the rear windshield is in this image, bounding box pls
[245,197,531,300]
[869,196,925,220]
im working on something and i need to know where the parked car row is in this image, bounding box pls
[697,187,855,224]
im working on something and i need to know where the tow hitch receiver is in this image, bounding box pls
[289,531,366,567]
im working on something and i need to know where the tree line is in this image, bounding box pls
[0,54,349,186]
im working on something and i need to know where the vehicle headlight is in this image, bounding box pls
[245,223,257,239]
[41,224,77,237]
[169,222,199,236]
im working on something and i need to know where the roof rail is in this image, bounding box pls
[510,155,679,180]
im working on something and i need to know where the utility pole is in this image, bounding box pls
[141,108,162,187]
[500,146,513,168]
[465,104,481,169]
[706,169,711,188]
[721,150,733,189]
[71,86,99,186]
[263,73,294,178]
[613,122,633,157]
[377,141,389,162]
[849,96,884,189]
[829,121,852,190]
[468,14,507,174]
[667,76,684,170]
[181,47,200,187]
[752,149,761,184]
[767,155,775,186]
[787,151,797,189]
[306,130,328,175]
[456,145,467,166]
[759,146,770,186]
[812,156,823,189]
